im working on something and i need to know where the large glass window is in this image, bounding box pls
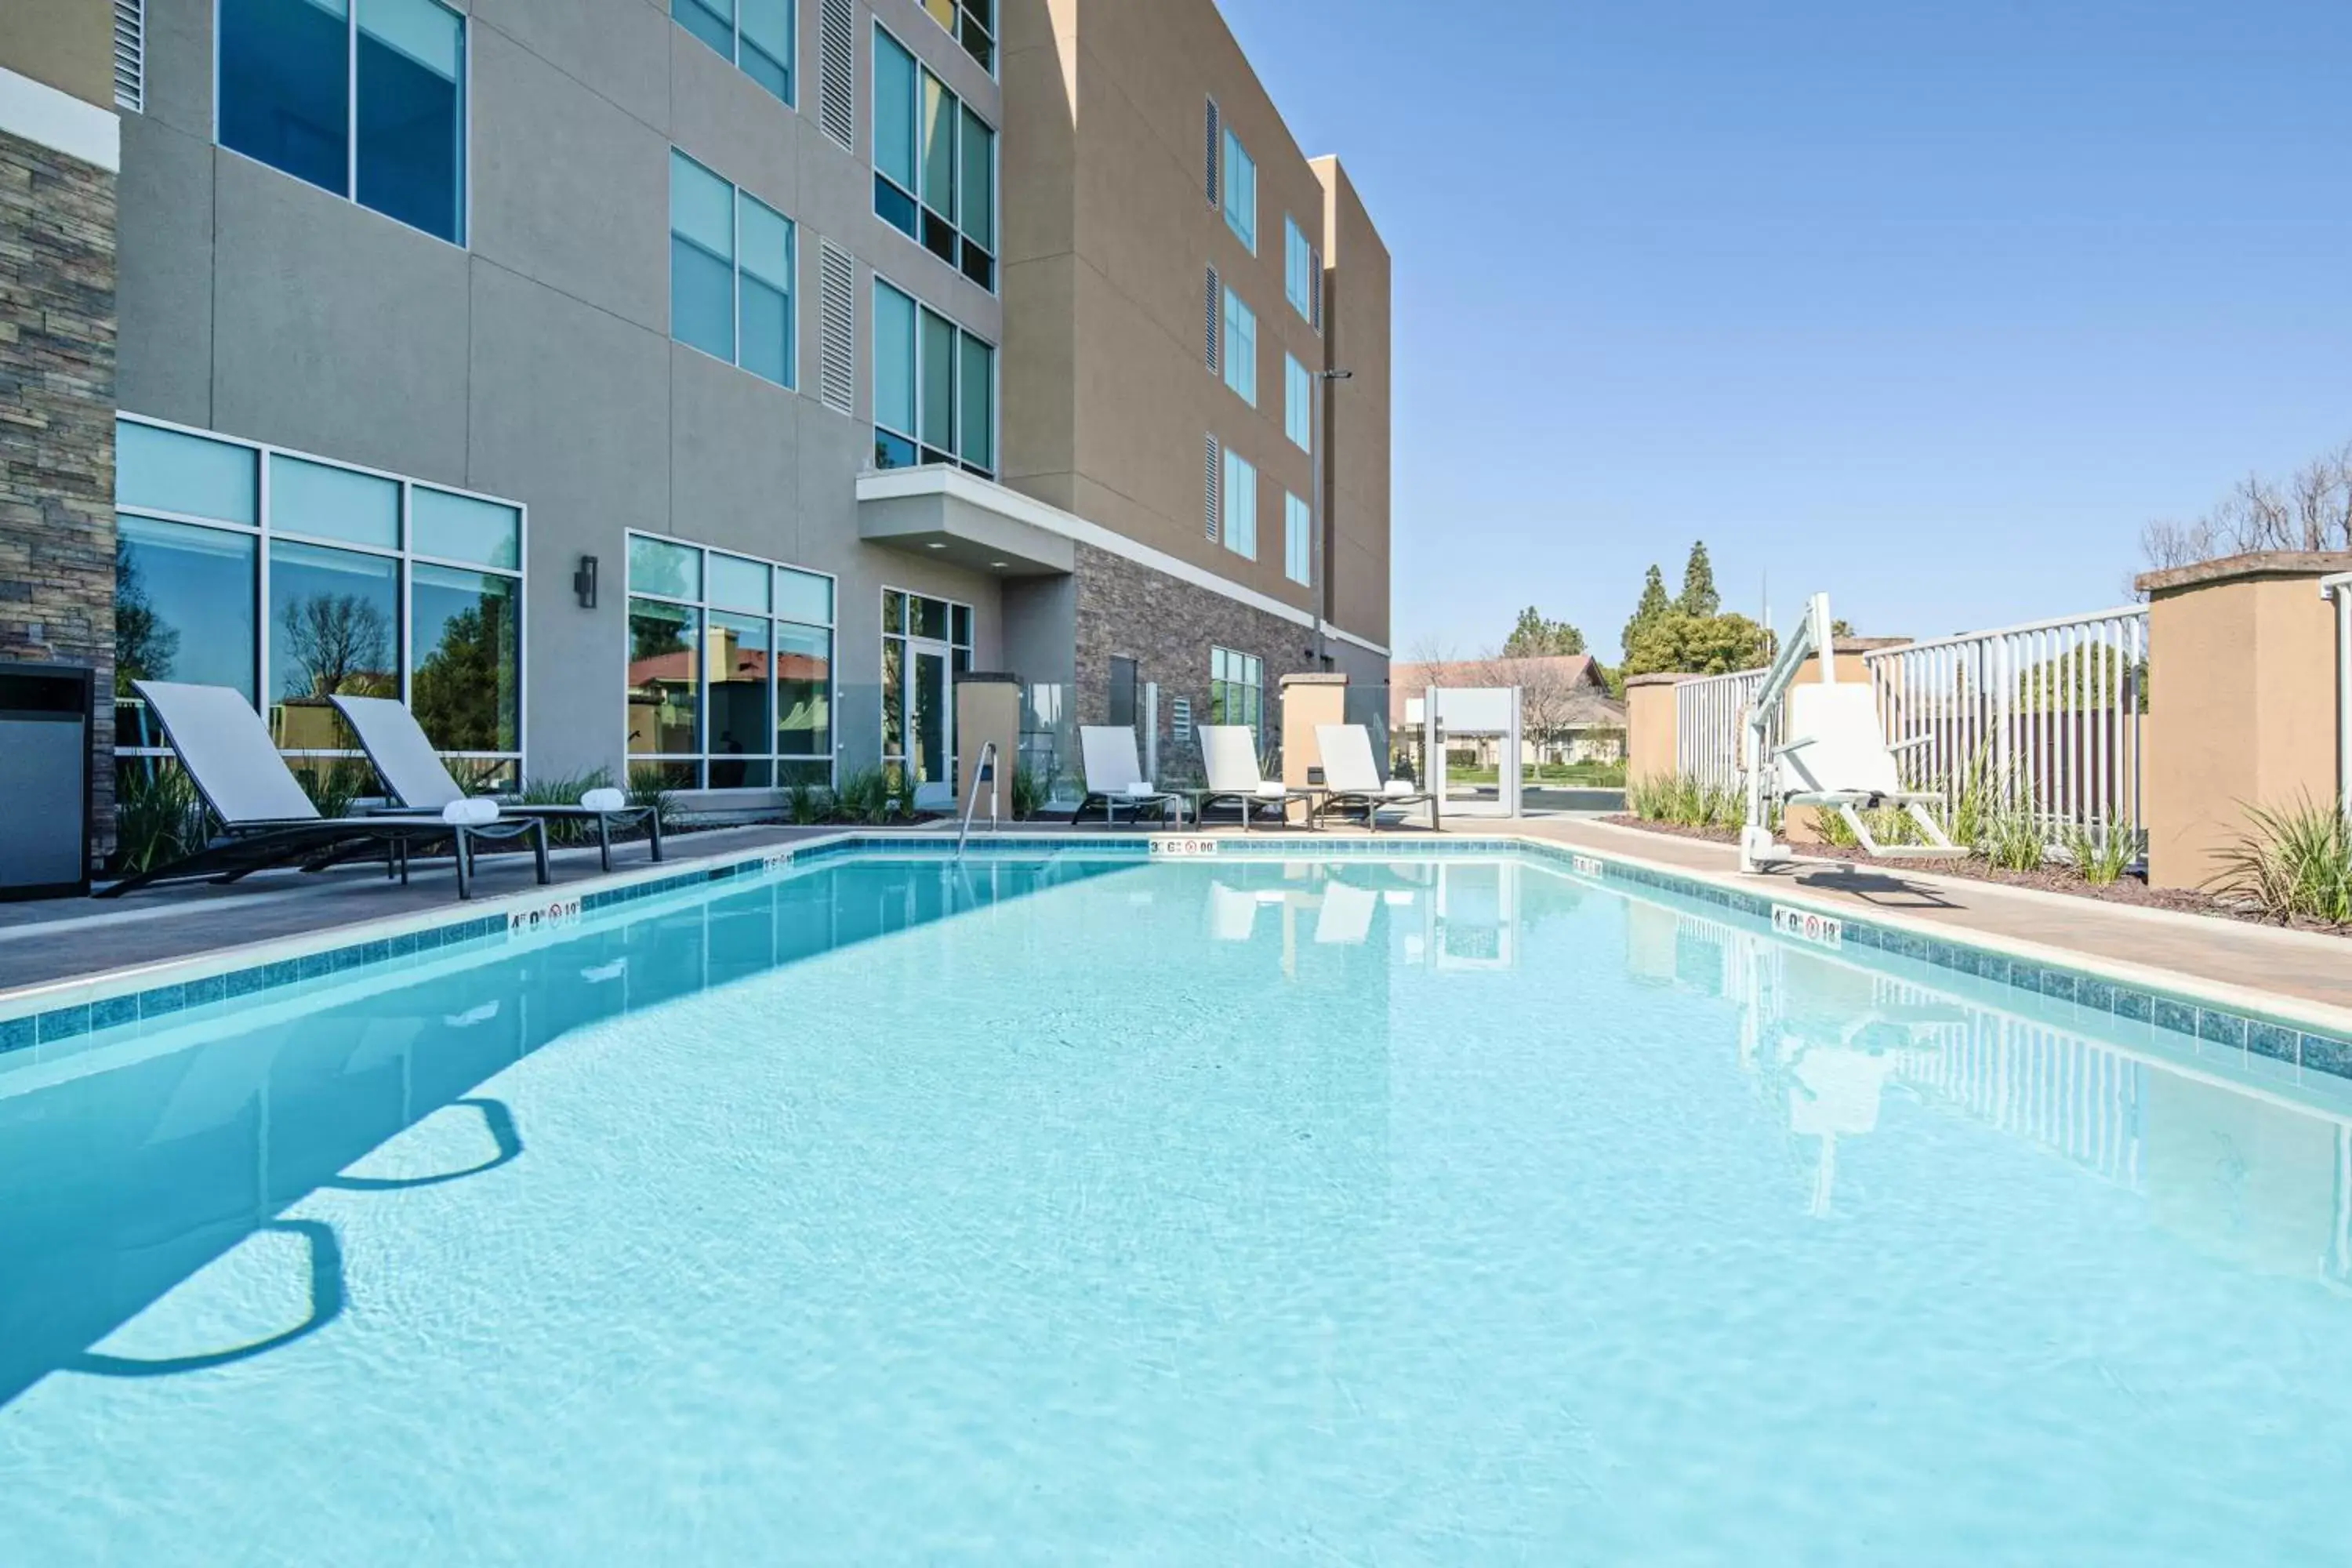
[1285,354,1312,452]
[1284,492,1312,586]
[1210,647,1264,741]
[219,0,466,245]
[673,0,793,104]
[113,417,524,784]
[1222,288,1257,406]
[920,0,995,74]
[1221,448,1258,560]
[671,151,794,388]
[873,24,997,290]
[626,535,837,790]
[1285,214,1318,325]
[872,278,996,477]
[1221,127,1255,253]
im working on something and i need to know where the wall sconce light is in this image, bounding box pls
[573,554,598,608]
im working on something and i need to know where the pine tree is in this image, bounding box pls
[1621,564,1673,655]
[1678,541,1719,618]
[1503,606,1587,659]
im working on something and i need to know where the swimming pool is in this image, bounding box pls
[5,844,2351,1562]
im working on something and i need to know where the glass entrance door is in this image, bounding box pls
[907,641,951,806]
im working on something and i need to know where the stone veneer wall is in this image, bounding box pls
[1070,541,1316,778]
[0,126,117,858]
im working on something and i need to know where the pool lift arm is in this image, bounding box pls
[1738,593,1832,874]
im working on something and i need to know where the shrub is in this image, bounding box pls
[784,777,827,825]
[517,767,617,845]
[834,765,891,825]
[113,760,207,873]
[292,757,376,821]
[1627,771,1741,829]
[1010,764,1048,821]
[2062,822,2138,886]
[2206,797,2352,925]
[1975,798,2049,873]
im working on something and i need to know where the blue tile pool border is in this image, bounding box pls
[5,830,2350,1089]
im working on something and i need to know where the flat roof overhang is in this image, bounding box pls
[855,466,1075,579]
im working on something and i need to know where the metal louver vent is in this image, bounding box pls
[1204,98,1220,207]
[818,241,856,415]
[818,0,856,151]
[1204,435,1221,543]
[1203,266,1220,373]
[113,1,144,114]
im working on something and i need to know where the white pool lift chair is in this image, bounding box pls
[1740,594,1965,873]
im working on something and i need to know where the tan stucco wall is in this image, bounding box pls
[996,0,1388,647]
[1625,677,1683,784]
[2,0,114,111]
[1279,673,1347,822]
[2142,561,2347,889]
[953,677,1022,817]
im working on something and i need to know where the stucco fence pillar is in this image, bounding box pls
[2136,551,2352,891]
[1624,673,1690,786]
[1279,672,1348,825]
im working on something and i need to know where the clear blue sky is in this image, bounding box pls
[1219,0,2352,661]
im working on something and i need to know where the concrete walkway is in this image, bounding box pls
[0,825,826,993]
[1503,816,2352,1014]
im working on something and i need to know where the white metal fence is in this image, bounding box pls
[1862,605,2147,839]
[1675,668,1770,790]
[1669,604,2149,840]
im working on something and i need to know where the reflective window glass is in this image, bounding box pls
[410,487,521,569]
[118,422,260,524]
[672,151,737,363]
[410,563,519,752]
[114,518,259,711]
[873,280,916,440]
[706,610,773,787]
[709,553,771,612]
[958,335,993,474]
[675,0,733,56]
[629,534,702,600]
[270,454,400,549]
[920,309,956,453]
[269,539,400,752]
[218,0,350,200]
[627,599,700,755]
[775,567,833,626]
[739,0,793,100]
[355,0,466,243]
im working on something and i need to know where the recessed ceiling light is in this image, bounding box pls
[990,561,1008,568]
[925,542,945,549]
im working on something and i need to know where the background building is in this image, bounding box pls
[0,0,1388,861]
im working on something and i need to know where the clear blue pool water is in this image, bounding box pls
[5,851,2352,1563]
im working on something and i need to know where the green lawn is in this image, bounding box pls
[1442,763,1628,788]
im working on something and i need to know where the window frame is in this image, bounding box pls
[671,0,797,106]
[870,20,1000,292]
[1284,352,1311,451]
[670,148,797,390]
[1209,645,1265,742]
[1221,446,1258,561]
[212,0,471,247]
[1221,126,1255,253]
[916,0,996,78]
[1285,214,1319,325]
[1221,285,1257,407]
[1283,490,1312,586]
[870,274,998,478]
[113,412,528,779]
[623,530,840,792]
[880,583,977,789]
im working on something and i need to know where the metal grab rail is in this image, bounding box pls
[956,740,999,857]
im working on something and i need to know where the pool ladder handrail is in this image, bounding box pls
[956,740,1000,857]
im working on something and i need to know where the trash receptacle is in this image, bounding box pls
[0,661,95,899]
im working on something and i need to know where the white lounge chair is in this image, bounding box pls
[1197,724,1312,829]
[1312,878,1377,945]
[1312,724,1432,832]
[332,695,662,873]
[1076,726,1183,827]
[1773,684,1962,860]
[103,681,549,900]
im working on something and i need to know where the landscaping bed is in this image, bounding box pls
[1602,815,2352,938]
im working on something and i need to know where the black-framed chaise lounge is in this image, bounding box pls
[1312,724,1434,833]
[100,681,549,901]
[331,695,663,873]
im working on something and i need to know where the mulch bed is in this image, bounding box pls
[1600,816,2352,938]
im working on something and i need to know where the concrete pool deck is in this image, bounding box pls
[2,813,2345,1029]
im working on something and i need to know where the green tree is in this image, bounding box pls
[1621,564,1674,655]
[1678,541,1719,618]
[1622,610,1772,678]
[1831,618,1855,638]
[1501,605,1587,658]
[412,602,518,751]
[113,538,179,696]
